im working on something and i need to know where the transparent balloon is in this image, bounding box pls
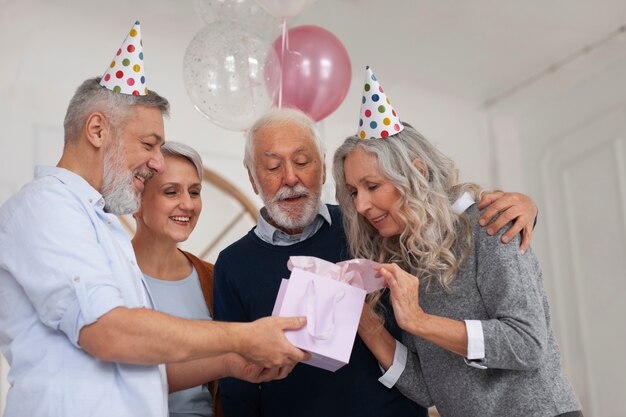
[192,0,281,37]
[183,22,281,131]
[255,0,317,18]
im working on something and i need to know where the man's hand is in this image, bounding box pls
[237,316,311,369]
[224,352,293,383]
[478,191,538,254]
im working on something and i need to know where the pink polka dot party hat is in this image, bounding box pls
[357,66,403,139]
[99,21,147,96]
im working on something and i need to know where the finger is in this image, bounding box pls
[379,268,397,288]
[391,263,406,274]
[498,218,524,244]
[277,357,296,368]
[270,367,287,380]
[286,347,311,363]
[485,208,518,236]
[280,363,296,378]
[479,192,521,225]
[279,316,307,331]
[519,225,532,255]
[298,350,312,362]
[258,367,280,381]
[479,201,509,226]
[266,366,291,381]
[478,191,504,210]
[380,263,403,278]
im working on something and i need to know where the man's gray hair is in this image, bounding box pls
[161,141,204,180]
[63,77,170,144]
[243,108,325,172]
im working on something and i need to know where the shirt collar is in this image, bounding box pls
[35,166,106,210]
[451,191,475,215]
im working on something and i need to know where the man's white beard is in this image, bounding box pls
[262,183,320,231]
[101,140,141,215]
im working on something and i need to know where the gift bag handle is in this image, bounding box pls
[305,279,345,340]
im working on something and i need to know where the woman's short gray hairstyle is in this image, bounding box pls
[161,141,204,180]
[63,77,170,144]
[243,108,325,172]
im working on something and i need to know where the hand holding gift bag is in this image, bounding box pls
[272,256,386,371]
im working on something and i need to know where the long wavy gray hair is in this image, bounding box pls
[333,123,482,290]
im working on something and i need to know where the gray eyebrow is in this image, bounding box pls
[263,146,307,158]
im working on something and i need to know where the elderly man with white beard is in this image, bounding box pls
[213,108,539,417]
[0,78,310,417]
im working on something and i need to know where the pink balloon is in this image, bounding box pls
[270,25,351,122]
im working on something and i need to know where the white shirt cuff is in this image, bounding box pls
[378,340,407,388]
[464,319,487,369]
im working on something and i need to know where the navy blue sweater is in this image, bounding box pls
[213,205,427,417]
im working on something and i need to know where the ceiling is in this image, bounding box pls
[298,0,626,104]
[4,0,626,107]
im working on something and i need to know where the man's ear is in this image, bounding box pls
[412,157,428,180]
[247,168,259,195]
[84,112,109,149]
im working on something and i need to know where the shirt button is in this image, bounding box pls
[130,260,136,266]
[74,276,80,283]
[88,198,93,204]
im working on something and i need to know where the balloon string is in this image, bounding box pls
[245,34,257,121]
[278,18,288,109]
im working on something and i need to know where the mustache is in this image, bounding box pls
[273,184,310,202]
[134,168,155,182]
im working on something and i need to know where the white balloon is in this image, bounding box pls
[183,22,281,131]
[193,0,281,35]
[254,0,317,18]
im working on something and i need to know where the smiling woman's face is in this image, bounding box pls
[343,147,405,238]
[135,155,202,244]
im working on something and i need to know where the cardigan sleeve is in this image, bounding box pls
[394,333,435,408]
[473,220,549,371]
[181,250,215,314]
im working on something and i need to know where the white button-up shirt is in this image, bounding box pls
[0,166,167,417]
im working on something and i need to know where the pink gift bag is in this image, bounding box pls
[272,256,385,372]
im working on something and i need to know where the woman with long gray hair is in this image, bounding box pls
[332,122,582,417]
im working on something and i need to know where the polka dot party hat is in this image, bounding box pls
[99,21,147,96]
[357,66,403,139]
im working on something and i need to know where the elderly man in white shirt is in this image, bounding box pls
[0,72,308,417]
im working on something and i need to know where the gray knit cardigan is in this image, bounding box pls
[395,204,580,417]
